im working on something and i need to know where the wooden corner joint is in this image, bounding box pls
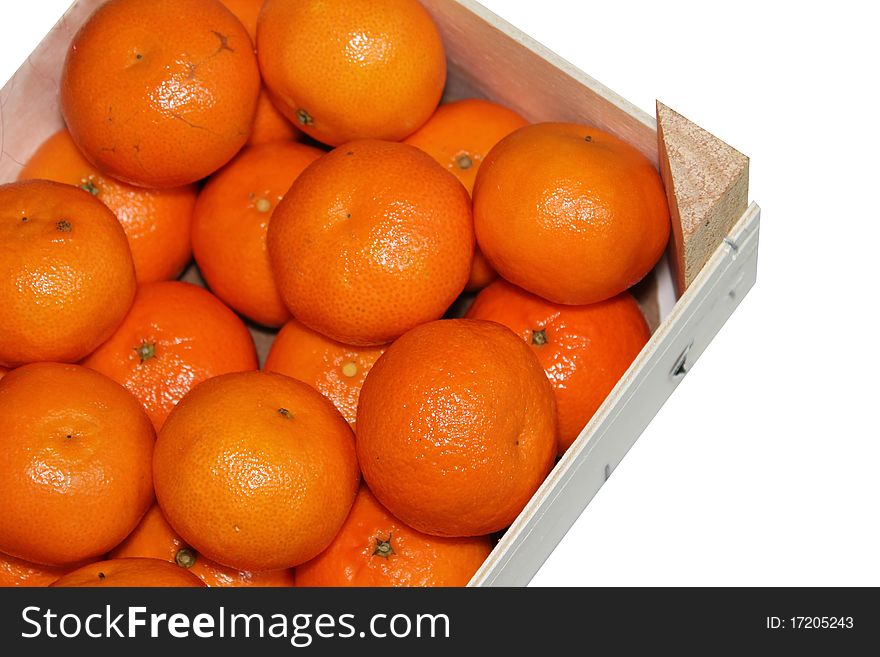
[656,101,749,296]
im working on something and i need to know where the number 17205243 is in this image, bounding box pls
[766,617,854,630]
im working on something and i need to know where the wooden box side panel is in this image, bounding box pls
[0,0,108,183]
[3,1,658,176]
[1,0,670,330]
[0,1,711,588]
[420,0,669,327]
[420,0,659,166]
[471,203,760,585]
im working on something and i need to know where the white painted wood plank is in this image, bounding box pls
[419,0,659,165]
[472,203,760,586]
[0,0,759,589]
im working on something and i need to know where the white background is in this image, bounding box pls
[2,1,878,586]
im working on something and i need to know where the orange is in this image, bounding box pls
[153,371,360,571]
[192,141,323,327]
[218,0,302,145]
[464,250,499,292]
[405,99,528,195]
[268,140,473,345]
[81,281,258,431]
[111,504,296,587]
[60,0,260,188]
[466,280,650,453]
[296,486,492,587]
[0,552,77,588]
[220,0,262,38]
[19,128,197,283]
[50,558,206,587]
[405,99,528,291]
[0,367,6,381]
[473,123,670,304]
[357,319,557,537]
[0,180,136,367]
[257,0,446,146]
[0,363,154,566]
[249,88,302,145]
[264,319,386,427]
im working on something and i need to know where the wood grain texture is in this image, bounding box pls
[657,101,749,295]
[0,0,759,589]
[472,204,760,586]
[631,272,660,333]
[420,0,659,165]
[0,0,107,183]
[0,0,674,354]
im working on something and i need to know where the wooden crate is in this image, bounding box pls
[0,0,760,586]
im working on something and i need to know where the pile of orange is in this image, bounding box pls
[0,0,669,588]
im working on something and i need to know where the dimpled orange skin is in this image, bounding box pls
[218,0,302,145]
[19,129,197,283]
[257,0,446,146]
[192,141,323,327]
[110,505,296,587]
[81,281,258,431]
[50,558,206,587]
[405,99,528,196]
[356,319,557,537]
[268,140,473,346]
[250,88,302,145]
[0,363,155,566]
[0,552,77,588]
[405,99,528,291]
[0,180,136,367]
[473,123,671,305]
[466,279,650,453]
[264,319,387,428]
[153,371,360,571]
[295,486,492,587]
[465,253,497,292]
[221,0,263,37]
[60,0,260,188]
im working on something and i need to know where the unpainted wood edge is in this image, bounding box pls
[656,108,687,295]
[684,162,748,289]
[656,100,750,296]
